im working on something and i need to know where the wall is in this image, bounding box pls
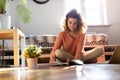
[7,0,120,44]
[19,0,64,35]
[106,0,120,44]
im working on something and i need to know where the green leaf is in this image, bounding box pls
[22,0,27,5]
[16,5,31,24]
[22,45,42,58]
[0,0,9,13]
[0,0,32,23]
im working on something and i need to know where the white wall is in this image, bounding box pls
[106,0,120,44]
[8,0,120,44]
[18,0,64,35]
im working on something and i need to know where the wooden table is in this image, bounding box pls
[0,29,25,66]
[0,64,120,80]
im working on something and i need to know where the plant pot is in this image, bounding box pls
[0,14,11,29]
[27,58,38,68]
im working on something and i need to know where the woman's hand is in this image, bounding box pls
[49,59,56,64]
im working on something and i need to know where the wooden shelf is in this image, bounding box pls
[104,52,114,55]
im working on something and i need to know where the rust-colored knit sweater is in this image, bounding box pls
[50,31,85,61]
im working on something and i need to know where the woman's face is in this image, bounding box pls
[67,18,78,32]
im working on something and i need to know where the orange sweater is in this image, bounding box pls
[50,31,85,61]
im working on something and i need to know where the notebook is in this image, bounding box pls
[109,46,120,64]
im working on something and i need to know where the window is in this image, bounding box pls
[64,0,81,14]
[65,0,107,25]
[84,0,107,25]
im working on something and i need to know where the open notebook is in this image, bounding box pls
[51,59,83,66]
[109,46,120,64]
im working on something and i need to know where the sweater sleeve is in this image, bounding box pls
[49,32,63,61]
[74,33,85,60]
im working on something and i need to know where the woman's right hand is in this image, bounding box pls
[49,59,56,64]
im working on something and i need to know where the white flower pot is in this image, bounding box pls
[0,14,11,29]
[27,58,38,68]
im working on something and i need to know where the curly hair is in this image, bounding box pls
[62,9,87,33]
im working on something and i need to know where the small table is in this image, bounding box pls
[0,28,25,67]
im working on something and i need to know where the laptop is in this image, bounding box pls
[109,46,120,64]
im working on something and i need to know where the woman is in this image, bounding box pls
[49,9,103,64]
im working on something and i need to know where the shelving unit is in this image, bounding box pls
[0,49,21,66]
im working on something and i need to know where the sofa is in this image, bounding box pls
[26,33,108,47]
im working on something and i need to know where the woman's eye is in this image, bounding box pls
[74,23,77,25]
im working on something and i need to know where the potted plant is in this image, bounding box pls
[22,45,42,68]
[0,0,31,29]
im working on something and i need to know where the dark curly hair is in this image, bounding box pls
[62,9,87,33]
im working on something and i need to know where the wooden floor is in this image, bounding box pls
[0,64,120,80]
